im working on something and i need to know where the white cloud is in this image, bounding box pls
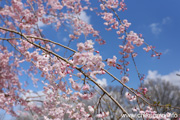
[37,18,46,28]
[149,23,162,35]
[163,49,170,54]
[145,70,180,87]
[79,11,91,24]
[37,15,50,28]
[38,11,91,28]
[149,17,171,35]
[162,17,171,24]
[37,20,45,28]
[96,78,107,88]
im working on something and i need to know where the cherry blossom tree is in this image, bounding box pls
[0,0,179,120]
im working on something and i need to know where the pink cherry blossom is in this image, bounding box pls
[82,84,90,91]
[88,106,94,114]
[121,76,129,83]
[107,56,117,66]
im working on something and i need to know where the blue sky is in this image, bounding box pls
[88,0,180,88]
[37,0,180,88]
[121,0,180,87]
[1,0,180,119]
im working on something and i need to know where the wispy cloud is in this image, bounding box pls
[149,17,171,35]
[162,17,171,24]
[97,78,107,88]
[37,11,91,29]
[145,70,180,87]
[63,37,68,42]
[149,23,162,35]
[163,49,170,54]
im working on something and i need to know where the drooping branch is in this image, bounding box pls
[1,26,179,111]
[0,27,134,120]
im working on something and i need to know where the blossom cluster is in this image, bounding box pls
[0,46,22,116]
[72,40,105,79]
[23,84,95,120]
[125,92,136,101]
